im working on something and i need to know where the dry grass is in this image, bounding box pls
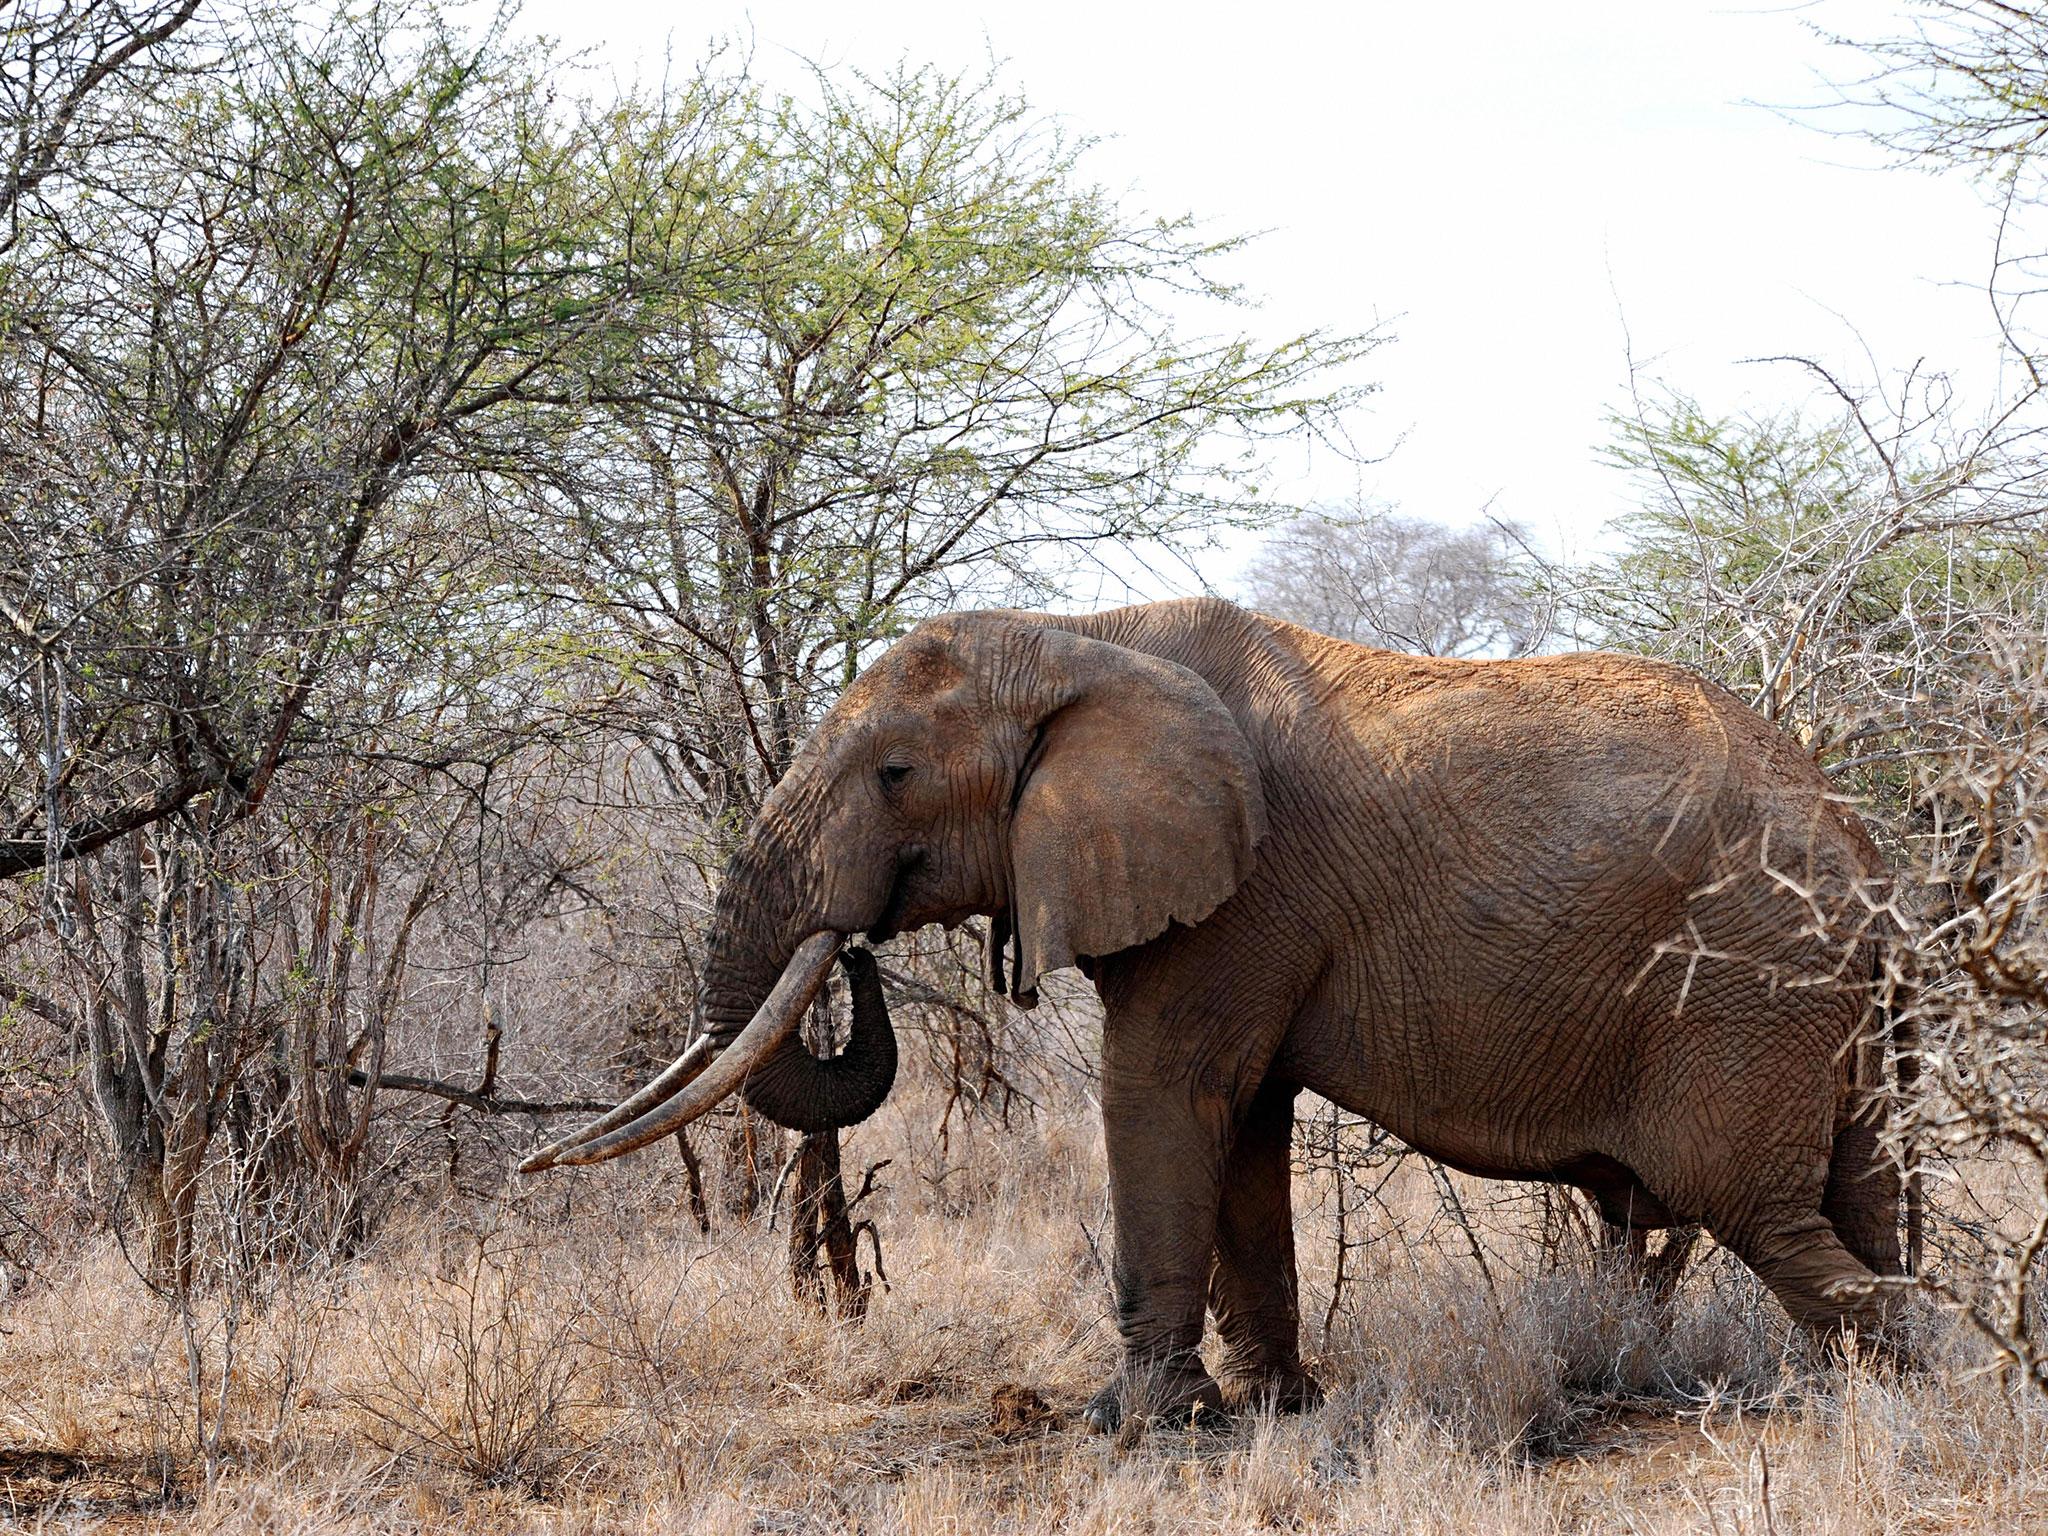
[1,1101,2042,1533]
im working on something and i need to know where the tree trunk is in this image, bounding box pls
[781,982,871,1317]
[720,1106,778,1217]
[675,1129,711,1235]
[785,1128,868,1320]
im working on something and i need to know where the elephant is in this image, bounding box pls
[523,596,1906,1431]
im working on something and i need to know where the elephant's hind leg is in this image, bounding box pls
[1209,1079,1321,1414]
[1709,1153,1906,1352]
[1823,1116,1903,1279]
[1573,1155,1698,1305]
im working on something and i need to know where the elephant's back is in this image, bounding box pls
[1274,637,1881,1176]
[1296,638,1875,870]
[1334,645,1880,965]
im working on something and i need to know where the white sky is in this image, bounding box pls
[519,0,2008,588]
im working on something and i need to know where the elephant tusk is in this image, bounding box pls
[517,1033,721,1173]
[520,930,843,1172]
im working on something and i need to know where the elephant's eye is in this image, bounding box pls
[879,762,913,789]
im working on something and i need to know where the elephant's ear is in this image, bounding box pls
[1005,628,1265,1006]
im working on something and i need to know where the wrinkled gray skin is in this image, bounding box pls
[686,598,1903,1431]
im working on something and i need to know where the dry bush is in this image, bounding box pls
[1553,360,2048,1404]
[345,1227,619,1492]
[1880,637,2048,1390]
[2,1085,2045,1531]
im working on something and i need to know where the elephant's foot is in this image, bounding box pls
[1813,1285,1923,1372]
[1217,1361,1323,1415]
[1081,1359,1226,1436]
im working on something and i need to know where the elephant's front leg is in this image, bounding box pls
[1082,1062,1235,1434]
[1209,1079,1321,1413]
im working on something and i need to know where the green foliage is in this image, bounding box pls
[0,3,739,872]
[1565,390,2048,815]
[510,57,1381,820]
[1594,401,1987,660]
[1,5,1379,869]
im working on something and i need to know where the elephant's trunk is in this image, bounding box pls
[520,814,900,1173]
[694,820,900,1132]
[739,944,897,1133]
[519,931,843,1170]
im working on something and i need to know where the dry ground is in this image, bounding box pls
[0,1100,2041,1534]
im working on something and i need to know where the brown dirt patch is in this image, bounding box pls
[0,1445,179,1524]
[987,1382,1060,1436]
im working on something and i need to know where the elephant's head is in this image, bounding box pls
[521,609,1265,1171]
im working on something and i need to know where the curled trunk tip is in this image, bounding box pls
[741,943,898,1132]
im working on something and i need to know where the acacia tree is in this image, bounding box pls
[545,64,1376,821]
[0,0,207,254]
[0,2,758,1280]
[0,5,753,881]
[516,63,1381,1307]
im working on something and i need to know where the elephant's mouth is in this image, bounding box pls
[866,846,928,943]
